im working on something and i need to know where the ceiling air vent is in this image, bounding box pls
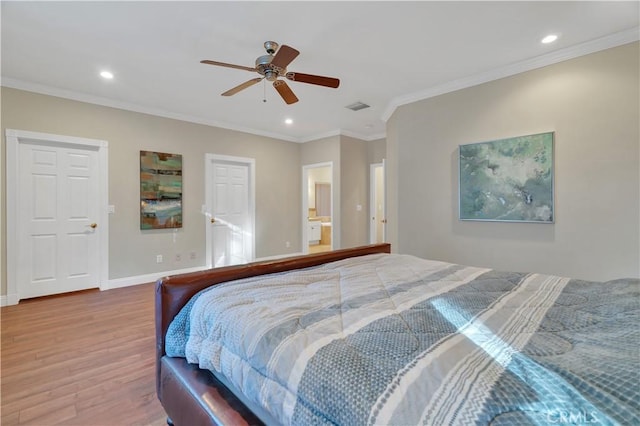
[345,101,370,111]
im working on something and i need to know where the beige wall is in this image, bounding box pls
[340,136,369,248]
[1,88,302,294]
[367,137,386,165]
[387,42,640,281]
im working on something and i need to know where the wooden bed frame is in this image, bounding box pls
[155,243,391,426]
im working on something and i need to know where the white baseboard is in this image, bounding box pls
[104,265,210,290]
[1,253,307,306]
[104,252,306,288]
[0,268,209,306]
[104,253,304,291]
[1,293,19,307]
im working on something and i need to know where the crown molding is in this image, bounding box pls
[3,26,635,144]
[0,77,302,143]
[299,129,342,143]
[300,128,387,143]
[340,129,387,142]
[1,77,388,143]
[381,27,640,122]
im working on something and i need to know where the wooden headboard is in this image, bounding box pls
[154,243,391,393]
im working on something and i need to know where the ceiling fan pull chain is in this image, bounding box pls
[263,79,267,103]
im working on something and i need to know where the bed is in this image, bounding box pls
[155,243,639,425]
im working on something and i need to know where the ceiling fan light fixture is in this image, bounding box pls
[264,69,278,81]
[264,41,279,54]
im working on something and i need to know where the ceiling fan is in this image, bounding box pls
[201,41,340,105]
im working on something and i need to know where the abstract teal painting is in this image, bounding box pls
[140,150,183,229]
[459,132,554,223]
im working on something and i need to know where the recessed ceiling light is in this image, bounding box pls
[100,70,114,79]
[284,118,293,125]
[541,34,558,44]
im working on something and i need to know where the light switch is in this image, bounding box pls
[108,205,115,214]
[356,204,362,211]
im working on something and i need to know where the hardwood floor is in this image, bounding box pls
[1,283,168,426]
[308,244,331,254]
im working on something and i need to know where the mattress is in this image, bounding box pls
[166,253,639,425]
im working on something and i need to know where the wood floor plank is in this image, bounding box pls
[1,283,168,426]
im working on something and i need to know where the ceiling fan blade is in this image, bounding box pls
[201,60,256,73]
[270,45,300,70]
[285,72,340,88]
[222,78,263,96]
[273,80,299,105]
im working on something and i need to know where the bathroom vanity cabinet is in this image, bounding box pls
[308,221,321,243]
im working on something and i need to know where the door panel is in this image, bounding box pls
[370,161,387,244]
[69,234,88,276]
[31,235,56,282]
[211,161,251,267]
[212,225,229,267]
[18,142,100,299]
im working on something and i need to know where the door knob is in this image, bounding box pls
[90,223,98,229]
[210,218,216,224]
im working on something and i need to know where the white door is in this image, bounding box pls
[370,161,387,244]
[206,155,255,267]
[7,130,108,302]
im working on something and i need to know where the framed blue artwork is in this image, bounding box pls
[459,132,554,223]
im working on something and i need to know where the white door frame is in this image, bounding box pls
[204,154,255,268]
[369,160,387,244]
[302,162,333,254]
[6,129,109,305]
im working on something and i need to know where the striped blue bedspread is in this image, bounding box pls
[165,253,640,425]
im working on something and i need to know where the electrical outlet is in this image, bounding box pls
[190,251,197,260]
[156,255,163,263]
[286,241,291,248]
[175,253,182,262]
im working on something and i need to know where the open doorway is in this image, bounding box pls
[370,160,386,244]
[302,162,333,254]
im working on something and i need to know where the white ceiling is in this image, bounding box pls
[2,1,638,143]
